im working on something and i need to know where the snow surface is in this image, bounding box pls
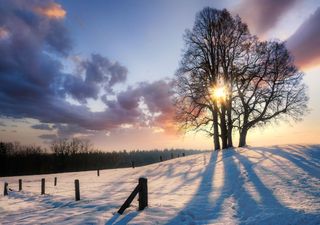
[0,145,320,224]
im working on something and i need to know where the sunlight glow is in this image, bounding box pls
[210,86,227,103]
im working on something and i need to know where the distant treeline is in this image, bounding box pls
[0,139,205,177]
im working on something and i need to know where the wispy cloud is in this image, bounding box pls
[31,124,54,131]
[234,0,299,36]
[286,7,320,69]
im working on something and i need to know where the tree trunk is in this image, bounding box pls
[219,105,228,149]
[213,109,220,150]
[238,127,248,147]
[226,100,233,148]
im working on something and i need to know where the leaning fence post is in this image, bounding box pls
[97,169,100,176]
[41,178,45,195]
[54,177,57,186]
[4,182,8,196]
[19,179,22,191]
[118,178,142,215]
[138,177,148,210]
[75,179,80,201]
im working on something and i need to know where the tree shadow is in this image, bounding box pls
[254,146,320,179]
[164,150,220,224]
[165,149,320,224]
[234,151,320,224]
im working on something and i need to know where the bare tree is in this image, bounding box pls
[51,138,93,155]
[175,7,250,149]
[234,41,308,146]
[175,7,308,149]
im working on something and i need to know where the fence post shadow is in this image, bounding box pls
[105,211,139,225]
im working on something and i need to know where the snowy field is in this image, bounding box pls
[0,145,320,225]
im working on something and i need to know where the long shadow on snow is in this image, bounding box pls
[295,144,320,162]
[233,151,320,224]
[166,149,320,225]
[254,146,320,179]
[165,150,230,224]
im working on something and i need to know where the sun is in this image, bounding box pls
[210,86,227,102]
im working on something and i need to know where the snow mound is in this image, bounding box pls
[1,145,320,224]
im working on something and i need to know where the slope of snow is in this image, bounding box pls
[0,145,319,224]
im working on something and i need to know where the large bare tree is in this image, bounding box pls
[175,7,308,149]
[175,8,250,149]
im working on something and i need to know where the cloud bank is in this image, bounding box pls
[0,0,176,141]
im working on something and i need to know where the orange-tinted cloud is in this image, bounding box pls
[34,2,66,19]
[286,7,320,70]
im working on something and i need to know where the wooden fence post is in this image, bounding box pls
[54,177,57,186]
[182,153,185,157]
[75,179,80,201]
[171,152,174,159]
[4,182,8,196]
[97,169,100,176]
[131,161,135,168]
[41,178,45,195]
[118,177,148,214]
[19,179,22,191]
[160,156,163,162]
[138,177,148,210]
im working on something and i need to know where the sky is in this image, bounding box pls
[0,0,319,151]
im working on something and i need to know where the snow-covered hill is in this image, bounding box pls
[1,145,320,224]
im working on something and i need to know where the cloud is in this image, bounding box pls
[235,0,299,35]
[33,2,66,20]
[115,80,177,134]
[38,134,57,141]
[0,0,177,141]
[286,7,320,69]
[31,124,53,130]
[53,124,93,137]
[64,54,128,103]
[36,79,176,141]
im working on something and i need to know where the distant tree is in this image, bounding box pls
[51,138,93,155]
[0,139,204,176]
